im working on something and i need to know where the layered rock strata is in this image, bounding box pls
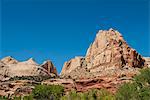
[61,29,146,79]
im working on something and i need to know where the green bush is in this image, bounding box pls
[134,68,150,86]
[61,89,114,100]
[61,90,88,100]
[0,96,8,100]
[22,95,33,100]
[63,90,80,100]
[9,76,51,82]
[116,68,150,100]
[134,68,150,99]
[78,92,88,100]
[32,84,64,100]
[97,89,115,100]
[138,87,150,100]
[115,82,139,100]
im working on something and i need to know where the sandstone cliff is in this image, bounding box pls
[61,28,146,79]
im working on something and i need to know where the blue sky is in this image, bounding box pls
[0,0,149,73]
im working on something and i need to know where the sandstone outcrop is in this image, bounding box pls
[0,61,10,81]
[1,56,18,64]
[61,56,86,75]
[85,29,145,69]
[0,80,36,97]
[61,28,146,79]
[0,57,58,81]
[41,60,58,76]
[144,57,150,67]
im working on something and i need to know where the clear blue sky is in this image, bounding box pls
[0,0,149,73]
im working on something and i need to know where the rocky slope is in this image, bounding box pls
[61,28,146,79]
[59,28,149,93]
[0,56,58,81]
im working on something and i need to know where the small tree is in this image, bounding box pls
[32,84,64,100]
[115,82,140,100]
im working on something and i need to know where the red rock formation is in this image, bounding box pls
[61,28,146,79]
[41,60,58,76]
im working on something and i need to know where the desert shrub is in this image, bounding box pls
[13,96,22,100]
[0,96,8,100]
[9,76,51,82]
[96,89,115,100]
[61,89,114,100]
[116,68,150,100]
[134,68,150,87]
[22,95,33,100]
[32,84,64,100]
[138,86,150,100]
[66,90,80,100]
[134,68,150,99]
[78,92,88,100]
[87,89,98,100]
[115,82,139,100]
[61,90,88,100]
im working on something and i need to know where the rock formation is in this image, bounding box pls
[144,57,150,67]
[41,60,58,76]
[0,61,9,80]
[61,28,146,79]
[0,57,58,81]
[61,56,86,75]
[1,56,18,64]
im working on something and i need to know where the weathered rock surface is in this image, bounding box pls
[42,75,133,93]
[61,56,86,75]
[0,61,10,81]
[42,79,75,92]
[61,29,146,79]
[0,57,58,81]
[86,29,145,69]
[144,57,150,67]
[0,80,36,97]
[41,60,58,76]
[1,56,18,64]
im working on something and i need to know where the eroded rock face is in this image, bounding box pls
[0,57,58,81]
[61,29,146,79]
[86,29,145,69]
[0,61,10,80]
[0,80,35,97]
[41,60,58,76]
[61,56,86,76]
[1,56,18,64]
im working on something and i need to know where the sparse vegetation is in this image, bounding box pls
[1,68,150,100]
[9,75,51,82]
[0,96,8,100]
[32,84,64,100]
[115,68,150,100]
[61,68,150,100]
[61,89,115,100]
